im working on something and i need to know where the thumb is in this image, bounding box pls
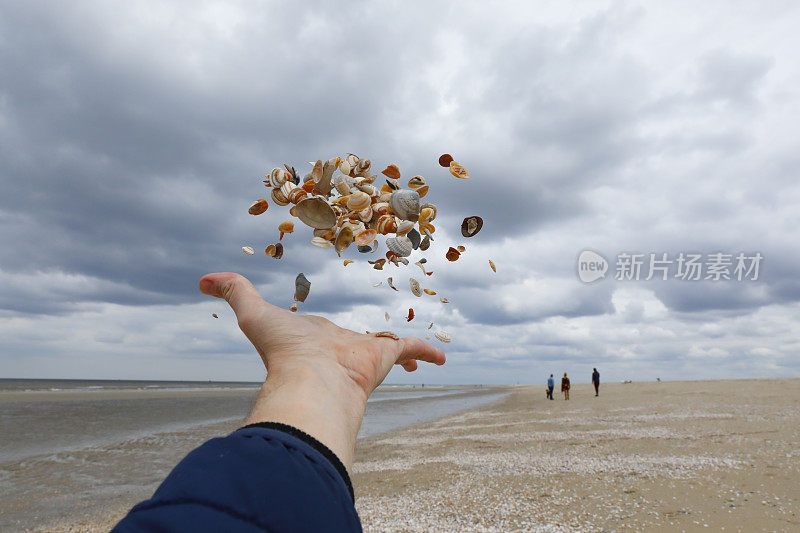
[199,272,267,324]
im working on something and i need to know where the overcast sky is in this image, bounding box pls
[2,1,799,384]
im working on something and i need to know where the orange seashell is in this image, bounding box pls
[355,228,377,246]
[438,154,454,167]
[289,303,298,312]
[376,214,397,235]
[382,164,401,180]
[406,308,414,322]
[249,199,269,215]
[440,298,449,304]
[449,160,469,179]
[446,247,461,262]
[271,188,289,206]
[343,259,354,266]
[457,245,465,253]
[373,202,390,217]
[287,187,308,204]
[302,179,316,193]
[416,185,429,199]
[375,331,399,340]
[289,205,298,217]
[489,259,496,272]
[424,289,437,295]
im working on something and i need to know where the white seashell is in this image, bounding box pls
[311,237,333,248]
[242,246,255,255]
[295,197,336,229]
[385,312,390,322]
[388,190,420,221]
[434,330,451,343]
[334,226,354,256]
[409,278,422,297]
[387,277,398,291]
[386,235,413,257]
[334,174,353,196]
[373,281,383,287]
[395,220,414,236]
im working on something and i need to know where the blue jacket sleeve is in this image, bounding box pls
[113,422,362,532]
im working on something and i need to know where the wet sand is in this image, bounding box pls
[35,379,799,531]
[354,379,799,532]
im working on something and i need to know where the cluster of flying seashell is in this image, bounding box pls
[242,153,491,343]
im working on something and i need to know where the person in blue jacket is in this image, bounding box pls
[113,272,446,532]
[546,374,555,400]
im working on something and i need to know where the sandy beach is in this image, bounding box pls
[353,379,799,532]
[30,379,800,532]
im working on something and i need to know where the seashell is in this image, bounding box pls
[343,259,354,267]
[420,203,437,222]
[280,181,296,200]
[379,183,394,195]
[310,159,323,184]
[409,278,422,297]
[419,258,427,264]
[438,154,454,167]
[383,312,390,322]
[457,245,466,253]
[407,229,421,250]
[440,297,449,303]
[424,288,437,295]
[373,281,383,287]
[375,331,399,340]
[357,245,371,253]
[347,191,371,212]
[311,236,333,248]
[331,204,348,217]
[271,167,290,187]
[386,235,413,257]
[289,303,298,313]
[419,223,436,238]
[266,242,284,259]
[446,247,460,261]
[357,183,376,196]
[369,258,386,270]
[315,159,336,196]
[416,185,429,199]
[425,335,430,340]
[354,158,371,177]
[357,206,373,222]
[278,221,294,240]
[296,197,336,229]
[387,277,398,291]
[449,160,469,179]
[407,176,425,188]
[339,158,352,176]
[489,259,496,272]
[379,192,393,203]
[406,308,414,322]
[386,251,398,265]
[376,214,397,235]
[395,220,414,236]
[389,190,421,222]
[212,313,219,318]
[334,174,352,196]
[265,244,276,257]
[397,257,409,265]
[373,202,390,217]
[386,178,400,191]
[313,228,335,240]
[289,205,298,217]
[461,216,483,238]
[271,188,289,206]
[415,261,427,276]
[419,235,431,251]
[434,330,451,343]
[249,199,269,215]
[355,228,377,246]
[382,164,401,180]
[334,226,354,256]
[287,187,308,204]
[294,273,311,303]
[242,246,255,255]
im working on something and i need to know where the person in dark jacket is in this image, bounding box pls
[546,374,554,400]
[561,373,570,400]
[592,368,600,396]
[113,272,446,533]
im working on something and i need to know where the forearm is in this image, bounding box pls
[245,357,368,471]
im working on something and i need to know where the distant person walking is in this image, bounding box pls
[561,373,570,400]
[592,368,600,397]
[546,374,554,400]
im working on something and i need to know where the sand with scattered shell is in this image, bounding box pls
[353,379,800,532]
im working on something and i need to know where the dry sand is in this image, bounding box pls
[40,379,799,532]
[353,379,799,532]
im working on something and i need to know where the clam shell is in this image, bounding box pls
[407,229,421,250]
[313,228,335,240]
[382,164,401,180]
[385,312,390,322]
[310,159,323,183]
[357,245,371,253]
[398,257,409,265]
[395,220,414,236]
[386,235,413,257]
[420,234,431,251]
[457,245,466,253]
[315,159,336,195]
[375,331,399,340]
[440,297,449,303]
[212,313,218,318]
[334,226,354,256]
[347,191,371,212]
[416,185,429,199]
[489,259,496,272]
[343,259,354,266]
[387,277,398,291]
[294,273,311,303]
[369,258,386,270]
[273,242,283,259]
[461,216,483,238]
[242,246,255,255]
[296,197,336,229]
[434,330,451,343]
[271,188,289,206]
[280,181,296,200]
[271,167,290,187]
[449,160,469,179]
[354,158,371,177]
[339,158,352,176]
[249,199,269,215]
[386,179,400,190]
[406,308,414,322]
[287,187,308,204]
[424,289,437,295]
[356,183,376,196]
[389,190,420,222]
[334,174,353,196]
[355,228,377,246]
[438,154,454,167]
[373,281,383,287]
[265,244,276,257]
[373,202,390,217]
[376,214,397,235]
[446,247,461,261]
[407,176,425,188]
[311,237,333,248]
[409,278,422,297]
[420,203,437,222]
[289,303,298,313]
[278,221,295,233]
[415,261,427,275]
